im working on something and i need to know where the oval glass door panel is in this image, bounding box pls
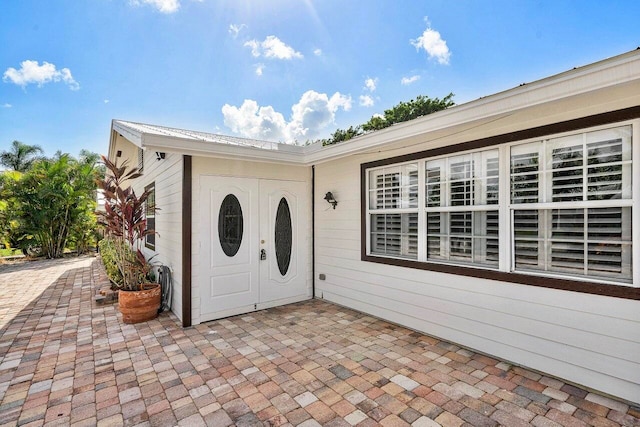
[274,197,292,275]
[218,194,243,257]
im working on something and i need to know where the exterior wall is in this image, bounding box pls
[112,133,139,164]
[191,157,312,325]
[112,135,184,322]
[314,88,640,403]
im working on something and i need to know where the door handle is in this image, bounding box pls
[260,249,266,260]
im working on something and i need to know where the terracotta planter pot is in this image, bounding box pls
[118,284,161,324]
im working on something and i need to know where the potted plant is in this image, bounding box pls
[97,155,160,324]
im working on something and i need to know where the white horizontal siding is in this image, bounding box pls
[314,107,640,403]
[129,148,184,322]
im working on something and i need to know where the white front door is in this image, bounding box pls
[200,176,259,320]
[200,176,309,322]
[259,180,309,307]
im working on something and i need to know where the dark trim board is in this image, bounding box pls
[360,106,640,301]
[360,254,640,300]
[312,165,316,299]
[182,155,193,327]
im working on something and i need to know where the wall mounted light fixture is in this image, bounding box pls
[156,152,166,161]
[324,192,338,209]
[116,150,122,157]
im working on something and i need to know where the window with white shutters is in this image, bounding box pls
[424,150,499,267]
[511,125,633,283]
[365,121,635,289]
[368,163,419,259]
[145,182,155,250]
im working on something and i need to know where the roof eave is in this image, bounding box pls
[112,120,144,149]
[143,134,307,165]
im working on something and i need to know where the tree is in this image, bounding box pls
[361,93,455,132]
[13,154,98,258]
[0,171,21,249]
[0,140,44,172]
[70,150,103,254]
[319,93,455,146]
[319,126,362,147]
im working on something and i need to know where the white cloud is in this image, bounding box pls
[243,36,303,60]
[3,60,80,90]
[1,103,11,108]
[104,99,110,104]
[359,95,374,107]
[130,0,180,13]
[364,77,377,92]
[229,23,246,39]
[313,48,322,56]
[244,40,260,57]
[411,18,451,65]
[401,75,421,85]
[254,63,265,76]
[222,90,351,143]
[222,100,288,141]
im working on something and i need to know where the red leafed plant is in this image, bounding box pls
[97,155,157,291]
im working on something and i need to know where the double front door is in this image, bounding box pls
[200,176,309,322]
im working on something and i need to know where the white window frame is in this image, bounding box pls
[367,162,421,259]
[364,119,639,288]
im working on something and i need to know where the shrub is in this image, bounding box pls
[97,156,156,291]
[99,238,123,286]
[98,237,155,289]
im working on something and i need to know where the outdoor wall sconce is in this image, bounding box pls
[116,150,122,157]
[324,192,338,209]
[156,152,166,160]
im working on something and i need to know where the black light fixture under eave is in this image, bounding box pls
[324,191,338,209]
[156,152,166,161]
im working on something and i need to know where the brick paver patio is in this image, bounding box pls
[0,256,638,427]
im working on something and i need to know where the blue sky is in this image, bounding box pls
[1,0,640,157]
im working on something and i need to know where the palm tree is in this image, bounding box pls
[0,140,44,172]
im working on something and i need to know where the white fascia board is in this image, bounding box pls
[304,50,640,164]
[112,120,144,148]
[142,134,306,165]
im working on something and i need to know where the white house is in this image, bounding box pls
[107,49,640,404]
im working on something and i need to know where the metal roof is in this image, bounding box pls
[113,120,305,152]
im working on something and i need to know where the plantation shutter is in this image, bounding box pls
[510,144,540,204]
[370,214,418,258]
[586,138,624,200]
[450,160,473,206]
[550,209,584,274]
[587,207,631,279]
[550,143,583,202]
[513,210,541,270]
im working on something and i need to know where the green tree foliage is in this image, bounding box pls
[319,93,455,146]
[12,153,99,258]
[0,171,21,248]
[362,93,455,132]
[320,126,363,147]
[0,140,44,172]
